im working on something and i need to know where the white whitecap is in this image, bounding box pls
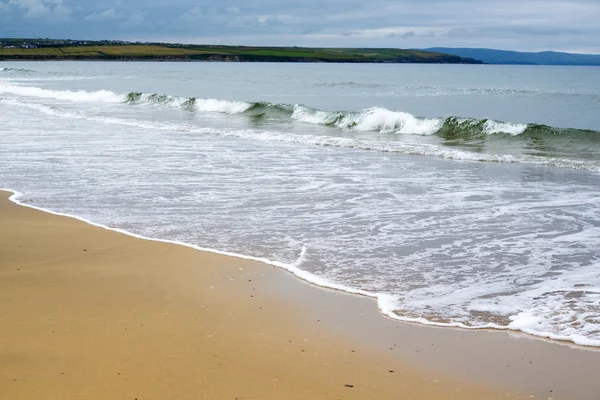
[193,98,252,114]
[483,119,528,135]
[0,81,123,103]
[345,107,442,135]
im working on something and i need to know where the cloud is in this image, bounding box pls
[0,4,12,19]
[8,0,71,20]
[446,27,469,38]
[179,6,204,22]
[120,13,146,29]
[85,8,120,22]
[385,31,416,39]
[0,0,598,53]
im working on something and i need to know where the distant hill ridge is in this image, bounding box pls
[0,39,482,64]
[422,47,600,65]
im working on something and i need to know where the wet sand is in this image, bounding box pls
[1,190,598,400]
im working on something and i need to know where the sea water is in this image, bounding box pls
[1,62,599,346]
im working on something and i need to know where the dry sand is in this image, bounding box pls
[1,190,598,400]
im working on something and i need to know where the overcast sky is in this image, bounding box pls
[1,0,599,53]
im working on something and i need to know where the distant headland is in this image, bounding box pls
[422,47,600,66]
[0,38,482,64]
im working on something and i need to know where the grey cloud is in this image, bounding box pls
[0,0,598,53]
[120,13,146,29]
[225,6,240,14]
[446,27,470,38]
[385,31,416,39]
[8,0,72,20]
[85,8,121,21]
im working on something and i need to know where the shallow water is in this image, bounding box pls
[1,62,599,346]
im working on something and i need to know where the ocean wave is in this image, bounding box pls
[483,119,528,135]
[2,82,599,161]
[2,96,598,172]
[208,126,600,172]
[0,81,123,102]
[126,92,252,114]
[125,90,451,134]
[123,89,562,137]
[0,82,528,135]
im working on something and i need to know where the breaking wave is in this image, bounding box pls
[126,93,528,136]
[122,90,597,144]
[2,96,599,172]
[0,81,123,102]
[2,82,599,167]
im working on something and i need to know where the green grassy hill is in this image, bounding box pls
[0,42,482,64]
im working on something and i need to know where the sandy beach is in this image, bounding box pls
[1,189,599,400]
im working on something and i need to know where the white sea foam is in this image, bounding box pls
[4,184,600,348]
[290,105,444,134]
[193,98,252,114]
[342,107,443,134]
[0,98,196,132]
[0,81,123,103]
[126,92,252,114]
[291,105,341,125]
[2,188,375,307]
[292,106,527,136]
[483,119,528,135]
[130,93,192,109]
[0,81,250,115]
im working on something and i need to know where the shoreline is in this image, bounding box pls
[0,188,507,400]
[3,188,599,348]
[2,189,600,399]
